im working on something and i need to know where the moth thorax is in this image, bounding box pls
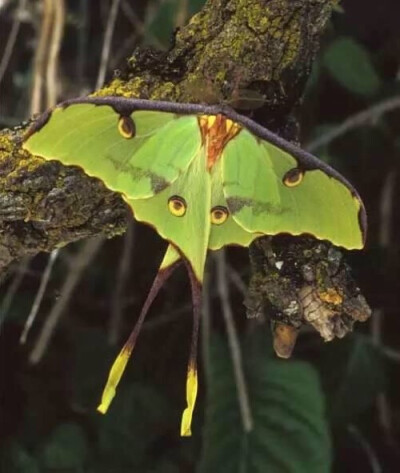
[198,114,241,171]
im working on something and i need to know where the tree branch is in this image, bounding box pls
[0,0,339,274]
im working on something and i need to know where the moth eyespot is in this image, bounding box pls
[283,168,304,187]
[118,116,135,139]
[211,206,229,225]
[168,196,187,217]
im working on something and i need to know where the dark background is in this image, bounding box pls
[0,0,399,471]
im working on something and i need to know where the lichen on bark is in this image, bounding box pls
[0,129,127,271]
[245,236,371,357]
[100,0,340,126]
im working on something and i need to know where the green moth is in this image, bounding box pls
[23,97,366,436]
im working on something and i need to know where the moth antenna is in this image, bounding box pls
[98,246,181,414]
[180,260,203,437]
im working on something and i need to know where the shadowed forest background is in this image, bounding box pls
[0,0,399,472]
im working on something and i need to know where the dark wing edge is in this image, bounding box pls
[22,95,367,245]
[22,96,224,141]
[225,110,368,246]
[23,109,53,141]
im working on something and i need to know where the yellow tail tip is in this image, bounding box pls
[180,411,193,437]
[97,403,109,415]
[180,366,198,437]
[97,384,116,414]
[97,347,133,415]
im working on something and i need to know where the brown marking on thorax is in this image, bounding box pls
[198,115,241,171]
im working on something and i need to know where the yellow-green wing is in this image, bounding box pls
[24,103,201,199]
[222,129,365,250]
[208,157,258,251]
[125,145,211,282]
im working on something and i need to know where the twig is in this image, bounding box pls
[76,0,88,86]
[227,263,247,296]
[108,220,135,345]
[371,164,397,442]
[29,238,104,364]
[372,309,395,444]
[0,0,12,13]
[20,248,60,344]
[175,0,188,28]
[24,0,66,343]
[45,0,65,107]
[378,170,395,249]
[144,0,169,29]
[30,0,54,114]
[120,0,163,48]
[95,0,121,90]
[110,0,166,66]
[347,425,383,473]
[0,257,30,329]
[0,0,27,87]
[109,33,138,70]
[215,250,253,433]
[382,346,400,363]
[306,96,400,152]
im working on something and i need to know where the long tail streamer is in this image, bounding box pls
[97,247,181,414]
[180,261,203,437]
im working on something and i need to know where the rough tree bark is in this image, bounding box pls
[0,0,370,348]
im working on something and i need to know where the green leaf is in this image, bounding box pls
[96,384,175,469]
[323,37,381,96]
[315,335,385,426]
[198,330,331,473]
[0,442,40,473]
[38,423,88,471]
